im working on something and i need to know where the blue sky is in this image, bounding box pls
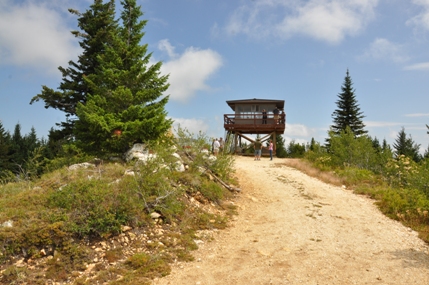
[1,0,429,152]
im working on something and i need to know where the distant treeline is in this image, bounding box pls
[0,122,75,182]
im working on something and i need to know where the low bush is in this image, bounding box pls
[335,167,378,186]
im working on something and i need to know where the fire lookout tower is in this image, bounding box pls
[223,98,286,156]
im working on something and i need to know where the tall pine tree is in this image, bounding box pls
[331,69,367,137]
[8,123,26,173]
[74,0,171,155]
[30,0,117,138]
[393,127,421,162]
[0,121,11,173]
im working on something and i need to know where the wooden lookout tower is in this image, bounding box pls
[223,98,286,156]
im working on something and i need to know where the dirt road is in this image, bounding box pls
[153,156,429,285]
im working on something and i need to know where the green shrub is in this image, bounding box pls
[385,155,419,188]
[199,180,225,203]
[377,188,429,222]
[329,128,377,169]
[286,140,306,158]
[1,265,28,284]
[304,143,329,170]
[47,179,138,237]
[124,252,171,278]
[335,167,377,186]
[43,143,94,173]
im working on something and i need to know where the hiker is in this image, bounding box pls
[262,109,267,124]
[219,137,224,152]
[213,138,220,156]
[254,138,262,161]
[273,107,279,124]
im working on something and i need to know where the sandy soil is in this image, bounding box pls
[153,156,429,285]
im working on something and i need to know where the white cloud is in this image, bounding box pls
[171,117,210,135]
[360,38,409,63]
[388,130,399,140]
[283,137,309,146]
[158,39,177,58]
[159,40,223,102]
[224,0,379,44]
[0,0,80,74]
[404,62,429,70]
[284,123,313,137]
[407,0,429,31]
[404,113,429,117]
[365,121,404,127]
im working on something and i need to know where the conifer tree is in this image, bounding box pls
[393,127,421,162]
[371,136,381,152]
[74,0,171,155]
[331,70,367,137]
[309,137,316,151]
[30,0,117,138]
[424,146,429,159]
[8,123,26,173]
[286,140,306,158]
[0,121,11,173]
[382,139,390,152]
[23,127,40,158]
[275,134,287,158]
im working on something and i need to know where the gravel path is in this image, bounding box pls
[153,156,429,285]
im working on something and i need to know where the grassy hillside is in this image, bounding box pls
[0,138,238,284]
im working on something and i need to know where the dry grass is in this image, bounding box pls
[280,158,345,187]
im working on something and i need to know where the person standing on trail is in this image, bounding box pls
[254,138,262,161]
[213,138,220,156]
[211,138,215,154]
[219,137,224,153]
[268,139,274,160]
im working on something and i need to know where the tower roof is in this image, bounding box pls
[226,98,285,111]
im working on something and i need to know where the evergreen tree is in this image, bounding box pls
[371,136,382,152]
[425,125,429,159]
[23,127,39,158]
[286,140,306,158]
[382,138,390,152]
[331,69,367,137]
[30,0,117,138]
[309,137,316,152]
[0,121,11,173]
[275,134,287,158]
[423,145,429,159]
[8,123,26,173]
[393,127,421,162]
[74,0,171,155]
[22,127,46,178]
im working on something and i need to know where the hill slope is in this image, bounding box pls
[153,156,429,284]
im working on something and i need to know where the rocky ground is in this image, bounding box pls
[152,156,429,285]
